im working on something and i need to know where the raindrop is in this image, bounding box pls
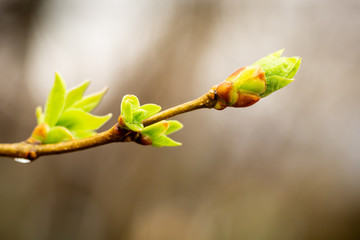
[14,158,32,164]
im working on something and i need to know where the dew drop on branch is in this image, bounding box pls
[14,158,32,164]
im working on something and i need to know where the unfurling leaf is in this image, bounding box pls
[136,104,161,121]
[64,80,91,110]
[165,120,183,135]
[119,95,161,132]
[152,135,181,147]
[44,72,66,126]
[57,109,112,131]
[121,97,134,123]
[252,49,302,97]
[72,87,108,112]
[141,121,169,138]
[140,120,183,147]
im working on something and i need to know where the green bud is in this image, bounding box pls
[28,122,50,143]
[215,50,301,109]
[215,65,266,110]
[118,94,161,132]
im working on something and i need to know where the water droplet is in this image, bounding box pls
[14,158,32,164]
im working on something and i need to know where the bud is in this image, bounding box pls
[27,122,50,144]
[215,65,266,110]
[214,50,301,110]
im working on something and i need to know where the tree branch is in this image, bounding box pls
[0,90,217,161]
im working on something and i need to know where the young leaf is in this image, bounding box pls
[57,109,112,131]
[72,87,108,112]
[133,109,147,122]
[44,72,66,126]
[136,104,161,120]
[124,122,143,132]
[165,120,183,135]
[64,80,91,110]
[141,121,169,138]
[45,126,74,144]
[152,135,182,147]
[287,58,302,79]
[122,95,140,109]
[119,95,162,132]
[121,99,134,123]
[260,76,293,98]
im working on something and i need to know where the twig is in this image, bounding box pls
[0,90,217,161]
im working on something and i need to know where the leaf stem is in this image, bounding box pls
[0,90,217,161]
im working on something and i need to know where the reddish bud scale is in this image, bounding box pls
[118,115,128,130]
[214,66,265,110]
[27,122,49,143]
[135,134,153,145]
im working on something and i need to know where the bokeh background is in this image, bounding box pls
[1,0,360,239]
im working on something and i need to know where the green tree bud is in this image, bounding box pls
[215,50,301,110]
[215,65,266,110]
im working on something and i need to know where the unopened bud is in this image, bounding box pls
[215,65,266,110]
[214,50,301,110]
[27,122,50,143]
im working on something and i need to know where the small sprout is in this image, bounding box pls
[118,94,161,131]
[29,72,112,144]
[118,95,184,147]
[215,49,301,110]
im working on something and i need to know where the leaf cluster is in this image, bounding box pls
[119,95,183,147]
[32,72,112,143]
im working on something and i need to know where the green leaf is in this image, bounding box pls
[71,130,97,139]
[57,108,112,131]
[136,104,161,120]
[152,135,182,147]
[72,87,108,112]
[253,49,284,66]
[44,72,66,126]
[260,76,293,98]
[165,120,183,135]
[122,95,140,109]
[36,106,44,124]
[141,121,169,138]
[287,58,302,79]
[45,126,74,144]
[121,99,134,123]
[133,109,147,122]
[64,80,91,110]
[253,49,301,78]
[125,123,143,132]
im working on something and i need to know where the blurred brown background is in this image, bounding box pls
[1,0,360,239]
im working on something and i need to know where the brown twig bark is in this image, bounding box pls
[0,90,217,161]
